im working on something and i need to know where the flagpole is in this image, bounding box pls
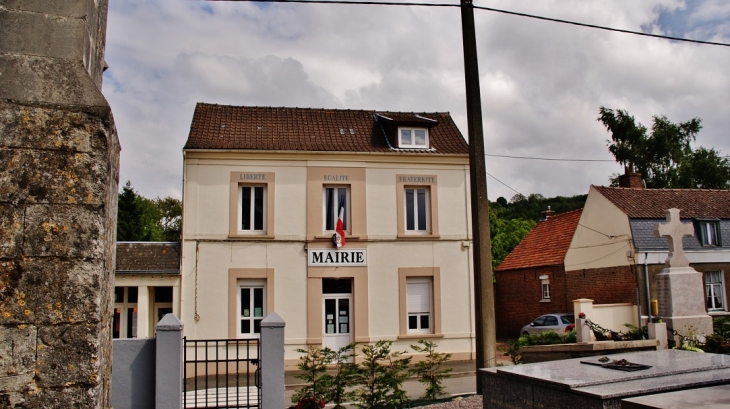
[460,0,497,393]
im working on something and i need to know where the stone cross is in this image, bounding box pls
[654,208,694,268]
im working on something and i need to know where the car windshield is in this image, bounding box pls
[561,316,575,324]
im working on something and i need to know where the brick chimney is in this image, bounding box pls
[618,165,643,188]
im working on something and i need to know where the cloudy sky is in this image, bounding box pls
[102,0,730,202]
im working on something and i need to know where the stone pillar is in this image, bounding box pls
[260,313,286,409]
[648,322,668,350]
[573,299,595,343]
[137,285,150,338]
[0,1,118,407]
[156,314,184,409]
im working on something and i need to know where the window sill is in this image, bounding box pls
[396,234,440,240]
[708,310,729,315]
[228,234,275,240]
[398,333,444,340]
[540,299,551,303]
[313,235,363,241]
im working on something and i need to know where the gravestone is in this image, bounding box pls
[0,0,119,407]
[654,208,713,339]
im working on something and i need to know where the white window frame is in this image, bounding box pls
[404,187,430,234]
[698,220,720,247]
[406,277,433,334]
[704,271,726,312]
[539,275,551,302]
[113,286,138,339]
[323,185,350,234]
[238,280,266,338]
[398,127,429,149]
[238,185,267,234]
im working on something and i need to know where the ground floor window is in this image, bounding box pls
[406,277,432,334]
[239,280,266,337]
[705,271,726,312]
[113,286,138,338]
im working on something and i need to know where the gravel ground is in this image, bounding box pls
[418,395,482,409]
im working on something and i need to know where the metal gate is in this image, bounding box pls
[183,338,261,408]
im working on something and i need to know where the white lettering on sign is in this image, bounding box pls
[308,249,367,266]
[398,176,435,184]
[240,173,266,181]
[323,175,349,182]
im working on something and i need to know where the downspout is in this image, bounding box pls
[644,253,651,320]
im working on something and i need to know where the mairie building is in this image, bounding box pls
[180,103,475,364]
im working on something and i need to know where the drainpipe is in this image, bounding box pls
[644,253,651,321]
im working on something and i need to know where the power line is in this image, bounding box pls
[206,0,730,48]
[486,153,614,162]
[486,172,523,196]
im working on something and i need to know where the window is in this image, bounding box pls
[228,268,274,339]
[239,281,266,337]
[113,286,138,339]
[399,128,429,149]
[705,271,726,312]
[539,275,550,301]
[405,187,429,233]
[697,221,721,246]
[323,186,349,233]
[230,172,275,238]
[406,277,432,334]
[239,185,266,232]
[396,175,439,238]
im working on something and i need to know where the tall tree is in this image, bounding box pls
[154,196,182,241]
[116,181,166,241]
[598,107,730,189]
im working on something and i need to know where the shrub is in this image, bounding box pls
[410,340,452,401]
[350,340,412,409]
[506,330,576,364]
[292,346,330,405]
[321,343,357,408]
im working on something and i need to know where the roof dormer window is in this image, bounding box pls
[399,127,429,149]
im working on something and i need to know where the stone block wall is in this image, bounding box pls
[0,1,119,407]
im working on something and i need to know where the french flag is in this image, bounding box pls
[332,195,346,248]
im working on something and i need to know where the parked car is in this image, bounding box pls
[520,313,575,336]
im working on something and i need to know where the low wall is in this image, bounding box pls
[574,299,639,336]
[520,339,659,364]
[112,338,156,409]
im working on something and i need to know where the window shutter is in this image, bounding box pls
[407,282,431,314]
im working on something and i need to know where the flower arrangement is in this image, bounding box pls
[578,312,586,319]
[295,397,326,409]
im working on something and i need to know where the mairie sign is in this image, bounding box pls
[308,249,367,267]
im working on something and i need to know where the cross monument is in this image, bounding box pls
[654,208,713,341]
[654,208,694,268]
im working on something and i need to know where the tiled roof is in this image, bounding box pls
[594,186,730,218]
[115,242,180,274]
[496,209,583,271]
[184,104,469,154]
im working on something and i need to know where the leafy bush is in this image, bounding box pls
[410,340,452,401]
[623,324,648,340]
[292,346,330,405]
[321,343,357,408]
[350,340,412,409]
[506,330,576,364]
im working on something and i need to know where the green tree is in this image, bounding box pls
[291,346,330,406]
[598,107,730,189]
[489,207,536,270]
[117,181,183,242]
[350,340,411,409]
[409,340,452,401]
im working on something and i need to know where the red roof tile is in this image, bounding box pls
[594,186,730,218]
[496,209,583,271]
[116,242,180,273]
[184,104,469,155]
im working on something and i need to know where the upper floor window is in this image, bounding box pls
[239,185,266,233]
[323,186,350,233]
[229,172,275,238]
[697,220,720,246]
[399,128,429,149]
[405,187,430,233]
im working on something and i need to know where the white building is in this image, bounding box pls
[180,104,475,364]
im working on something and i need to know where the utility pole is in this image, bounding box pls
[460,0,497,393]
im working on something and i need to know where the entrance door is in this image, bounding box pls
[322,279,353,351]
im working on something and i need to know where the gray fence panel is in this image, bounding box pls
[112,338,156,409]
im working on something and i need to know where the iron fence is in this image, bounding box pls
[183,338,261,408]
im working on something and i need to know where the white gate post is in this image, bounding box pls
[260,313,286,409]
[156,314,184,409]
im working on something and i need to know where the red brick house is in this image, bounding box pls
[495,208,637,337]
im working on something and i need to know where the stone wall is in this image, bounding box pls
[0,1,119,407]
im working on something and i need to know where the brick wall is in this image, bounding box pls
[496,264,638,337]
